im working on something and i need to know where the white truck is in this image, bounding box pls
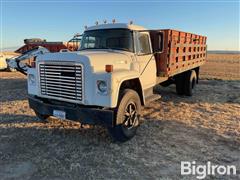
[27,23,207,142]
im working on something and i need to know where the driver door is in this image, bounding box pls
[135,32,157,90]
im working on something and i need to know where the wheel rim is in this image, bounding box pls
[123,102,138,129]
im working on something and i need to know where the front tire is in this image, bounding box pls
[108,89,141,142]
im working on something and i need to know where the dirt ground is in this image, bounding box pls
[0,54,239,180]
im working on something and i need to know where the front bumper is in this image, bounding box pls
[28,95,114,127]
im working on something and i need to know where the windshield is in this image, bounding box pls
[80,29,134,52]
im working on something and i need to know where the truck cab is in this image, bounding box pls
[27,23,206,142]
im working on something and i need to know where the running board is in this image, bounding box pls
[145,94,161,105]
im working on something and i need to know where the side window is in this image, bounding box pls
[136,33,151,54]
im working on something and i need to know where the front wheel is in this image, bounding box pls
[108,89,141,142]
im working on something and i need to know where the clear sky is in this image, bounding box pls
[1,0,239,51]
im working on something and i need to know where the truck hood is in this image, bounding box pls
[37,50,133,73]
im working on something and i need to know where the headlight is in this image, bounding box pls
[97,80,107,94]
[28,74,36,85]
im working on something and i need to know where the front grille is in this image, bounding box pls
[39,62,83,103]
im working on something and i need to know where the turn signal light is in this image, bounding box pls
[105,65,113,73]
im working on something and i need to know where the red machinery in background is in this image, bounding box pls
[7,34,82,75]
[15,34,82,54]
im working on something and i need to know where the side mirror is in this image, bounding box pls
[150,31,164,54]
[157,32,164,53]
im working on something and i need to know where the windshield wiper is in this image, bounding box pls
[79,47,131,52]
[79,47,96,50]
[107,47,130,52]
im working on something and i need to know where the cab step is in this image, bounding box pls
[145,94,161,105]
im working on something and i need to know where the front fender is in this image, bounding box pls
[110,69,141,108]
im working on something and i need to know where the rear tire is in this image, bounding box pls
[34,110,49,123]
[108,89,141,142]
[184,70,197,96]
[175,74,185,95]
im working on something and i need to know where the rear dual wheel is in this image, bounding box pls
[175,74,185,95]
[175,70,197,96]
[184,70,197,96]
[108,89,141,142]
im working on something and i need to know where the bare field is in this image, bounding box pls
[0,54,240,180]
[200,54,240,80]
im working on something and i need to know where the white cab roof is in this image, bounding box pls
[85,23,147,31]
